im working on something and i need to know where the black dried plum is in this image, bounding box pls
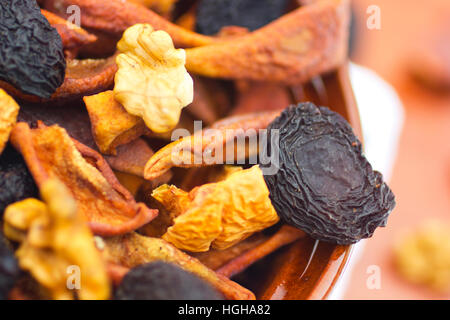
[195,0,290,35]
[0,232,20,300]
[115,261,223,300]
[0,144,39,215]
[0,0,66,98]
[262,103,396,245]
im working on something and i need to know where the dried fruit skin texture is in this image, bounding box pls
[3,179,110,300]
[114,24,194,133]
[195,0,290,35]
[115,261,223,300]
[394,222,450,293]
[10,122,157,236]
[155,165,279,252]
[0,89,20,154]
[0,0,66,98]
[263,103,396,245]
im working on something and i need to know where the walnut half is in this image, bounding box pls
[114,24,194,133]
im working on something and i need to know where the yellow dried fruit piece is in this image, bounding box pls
[0,89,20,154]
[153,165,279,252]
[3,179,110,300]
[152,184,192,217]
[83,91,149,155]
[114,24,193,133]
[394,221,450,293]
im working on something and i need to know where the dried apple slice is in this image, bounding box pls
[10,122,158,236]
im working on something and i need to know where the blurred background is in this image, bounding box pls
[343,0,450,299]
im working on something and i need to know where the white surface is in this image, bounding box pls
[327,63,404,300]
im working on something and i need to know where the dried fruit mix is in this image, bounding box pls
[0,0,397,301]
[0,0,65,98]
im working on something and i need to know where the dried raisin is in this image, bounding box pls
[262,103,396,245]
[0,0,66,98]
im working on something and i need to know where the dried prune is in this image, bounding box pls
[0,144,38,216]
[0,0,66,98]
[115,261,223,300]
[0,232,20,300]
[262,103,396,245]
[195,0,290,35]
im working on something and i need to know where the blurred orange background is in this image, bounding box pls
[344,0,450,299]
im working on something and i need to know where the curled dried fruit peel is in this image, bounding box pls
[0,89,20,154]
[44,0,215,47]
[144,111,280,180]
[3,179,110,300]
[10,122,157,236]
[102,232,255,300]
[114,24,194,133]
[153,165,279,252]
